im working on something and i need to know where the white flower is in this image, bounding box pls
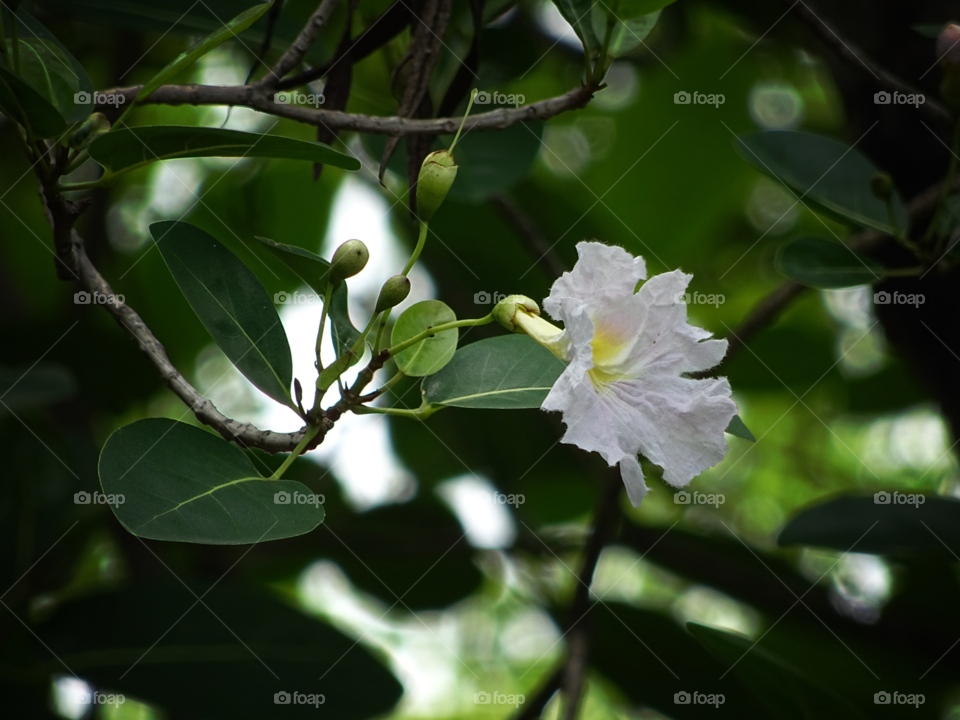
[514,242,737,506]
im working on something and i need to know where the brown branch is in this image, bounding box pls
[96,83,597,136]
[786,0,951,125]
[491,194,568,280]
[263,0,342,85]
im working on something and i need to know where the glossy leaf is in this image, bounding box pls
[778,494,960,557]
[618,0,676,16]
[89,126,362,175]
[687,623,870,719]
[99,418,324,544]
[0,57,67,137]
[736,131,908,234]
[592,8,661,58]
[132,2,272,109]
[550,0,601,55]
[422,334,566,409]
[725,414,756,442]
[151,220,294,407]
[35,584,402,719]
[776,236,884,289]
[391,300,458,377]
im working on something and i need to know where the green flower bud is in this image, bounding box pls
[493,294,541,332]
[330,239,369,282]
[375,274,411,313]
[416,150,458,223]
[68,112,110,150]
[870,171,893,201]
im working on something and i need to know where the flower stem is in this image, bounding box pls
[269,424,321,480]
[386,314,493,357]
[401,220,429,277]
[314,281,334,372]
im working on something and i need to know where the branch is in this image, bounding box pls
[263,0,342,85]
[492,193,568,280]
[96,83,597,136]
[786,0,951,125]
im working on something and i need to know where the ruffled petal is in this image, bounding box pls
[544,242,646,319]
[619,455,649,507]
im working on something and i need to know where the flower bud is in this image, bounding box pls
[416,150,458,223]
[493,294,541,332]
[938,24,960,68]
[330,239,369,282]
[68,112,110,150]
[870,171,893,201]
[375,274,411,313]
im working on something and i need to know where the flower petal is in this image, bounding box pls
[544,242,647,319]
[619,455,649,507]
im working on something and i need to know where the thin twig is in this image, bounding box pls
[263,0,342,85]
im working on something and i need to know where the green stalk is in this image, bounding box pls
[401,220,429,277]
[269,424,321,480]
[315,282,334,371]
[386,314,493,357]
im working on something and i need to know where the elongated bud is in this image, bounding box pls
[415,89,478,223]
[330,239,369,282]
[68,112,110,150]
[494,294,567,360]
[375,274,411,313]
[870,171,893,201]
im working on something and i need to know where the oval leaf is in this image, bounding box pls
[423,334,566,409]
[776,236,884,289]
[100,418,324,544]
[151,220,294,406]
[89,126,361,175]
[725,414,756,442]
[736,131,908,235]
[391,300,458,377]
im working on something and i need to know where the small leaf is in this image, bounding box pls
[550,0,601,56]
[0,58,67,137]
[89,126,362,175]
[329,282,361,358]
[736,131,908,235]
[99,419,324,544]
[776,236,884,289]
[151,220,294,407]
[778,493,960,557]
[391,300,458,377]
[724,414,756,442]
[423,334,566,409]
[591,7,661,58]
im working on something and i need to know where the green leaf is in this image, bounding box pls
[0,59,66,136]
[776,236,884,289]
[329,282,361,358]
[35,584,403,719]
[151,220,294,407]
[422,334,566,409]
[132,2,272,109]
[591,7,661,58]
[391,300,458,377]
[736,131,909,235]
[687,623,870,720]
[618,0,676,16]
[725,414,756,442]
[99,419,325,544]
[778,493,960,557]
[550,0,601,56]
[88,126,362,176]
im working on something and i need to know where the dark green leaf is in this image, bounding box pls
[329,282,361,358]
[99,418,324,544]
[778,493,960,557]
[151,220,294,407]
[618,0,676,17]
[0,58,67,137]
[550,0,601,56]
[391,300,458,377]
[422,334,565,409]
[776,236,884,289]
[725,414,756,442]
[35,584,402,719]
[736,131,908,235]
[89,126,361,175]
[446,121,544,203]
[592,8,661,58]
[687,623,870,720]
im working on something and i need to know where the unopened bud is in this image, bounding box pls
[938,24,960,68]
[493,294,541,333]
[375,274,411,313]
[330,239,369,282]
[493,294,567,360]
[68,112,110,150]
[416,150,458,223]
[870,171,893,201]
